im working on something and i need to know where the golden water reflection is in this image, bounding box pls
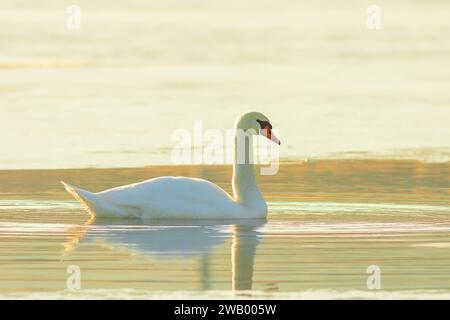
[0,161,450,299]
[63,217,265,292]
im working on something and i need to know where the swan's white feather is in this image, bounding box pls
[62,177,262,219]
[61,112,275,219]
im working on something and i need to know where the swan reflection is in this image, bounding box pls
[64,217,266,291]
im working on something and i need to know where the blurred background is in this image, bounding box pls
[1,0,449,169]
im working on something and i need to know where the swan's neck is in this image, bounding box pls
[232,132,265,209]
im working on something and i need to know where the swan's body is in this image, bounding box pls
[62,176,263,219]
[62,112,280,219]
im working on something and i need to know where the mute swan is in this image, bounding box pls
[61,112,280,219]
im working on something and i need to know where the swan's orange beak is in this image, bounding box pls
[262,128,281,145]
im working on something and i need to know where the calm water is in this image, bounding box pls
[1,0,450,169]
[0,161,449,299]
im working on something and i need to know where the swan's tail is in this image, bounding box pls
[61,181,98,216]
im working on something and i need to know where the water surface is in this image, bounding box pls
[0,161,449,299]
[1,0,450,168]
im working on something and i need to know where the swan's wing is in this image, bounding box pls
[97,176,236,215]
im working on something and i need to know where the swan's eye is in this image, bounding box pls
[256,119,272,130]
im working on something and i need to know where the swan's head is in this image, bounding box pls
[235,112,280,145]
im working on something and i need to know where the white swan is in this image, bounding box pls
[61,112,280,219]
